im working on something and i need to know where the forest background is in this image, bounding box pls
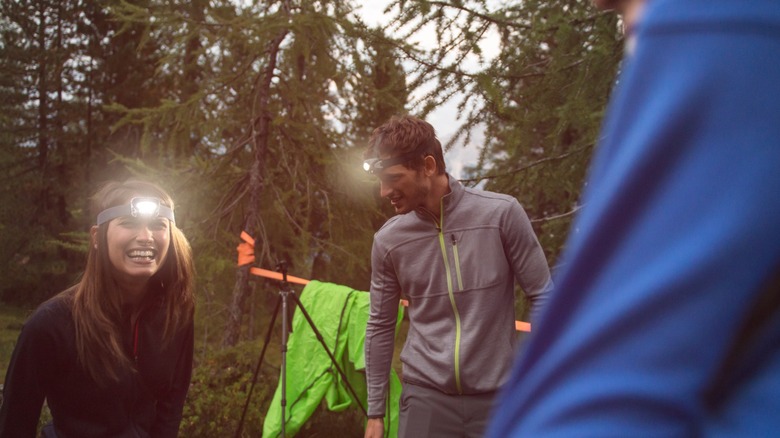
[1,0,623,435]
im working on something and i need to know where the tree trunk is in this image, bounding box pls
[222,4,291,347]
[223,265,251,346]
[36,0,49,203]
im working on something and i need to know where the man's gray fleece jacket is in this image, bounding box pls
[365,175,552,417]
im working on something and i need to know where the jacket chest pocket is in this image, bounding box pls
[450,230,509,292]
[395,229,509,297]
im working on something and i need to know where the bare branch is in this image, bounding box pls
[530,204,583,223]
[460,142,594,185]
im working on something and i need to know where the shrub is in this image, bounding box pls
[181,342,274,437]
[181,341,366,437]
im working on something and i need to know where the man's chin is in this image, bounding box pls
[392,204,412,215]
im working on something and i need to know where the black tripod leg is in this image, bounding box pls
[234,294,282,438]
[288,292,368,417]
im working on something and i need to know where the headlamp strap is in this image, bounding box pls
[364,147,429,174]
[96,197,175,225]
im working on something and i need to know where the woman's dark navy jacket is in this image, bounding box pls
[0,288,194,437]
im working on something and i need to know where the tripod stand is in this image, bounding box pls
[234,261,367,437]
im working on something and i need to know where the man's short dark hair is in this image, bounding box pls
[366,115,447,175]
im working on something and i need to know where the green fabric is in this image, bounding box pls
[263,281,403,437]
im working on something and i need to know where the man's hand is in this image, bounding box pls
[364,418,384,438]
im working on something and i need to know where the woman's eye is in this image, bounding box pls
[150,220,169,231]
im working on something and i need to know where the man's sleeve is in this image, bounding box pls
[364,237,401,418]
[501,199,553,322]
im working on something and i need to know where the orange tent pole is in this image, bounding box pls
[248,267,310,286]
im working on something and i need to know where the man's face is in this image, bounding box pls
[376,163,430,215]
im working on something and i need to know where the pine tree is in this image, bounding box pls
[107,0,410,346]
[375,0,622,267]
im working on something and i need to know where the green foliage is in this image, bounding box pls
[181,340,365,437]
[0,303,31,383]
[181,342,274,437]
[0,0,178,306]
[471,1,622,268]
[381,0,623,268]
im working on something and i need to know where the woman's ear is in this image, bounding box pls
[90,225,99,249]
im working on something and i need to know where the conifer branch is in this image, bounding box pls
[460,142,594,185]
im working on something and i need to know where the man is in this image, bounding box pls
[362,115,552,437]
[487,0,780,436]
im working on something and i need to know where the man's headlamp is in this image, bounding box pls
[363,149,426,175]
[96,197,175,225]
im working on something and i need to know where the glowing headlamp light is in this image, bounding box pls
[96,197,175,225]
[363,149,427,175]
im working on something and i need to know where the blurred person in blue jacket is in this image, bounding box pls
[487,0,780,436]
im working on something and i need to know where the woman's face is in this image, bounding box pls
[104,211,171,290]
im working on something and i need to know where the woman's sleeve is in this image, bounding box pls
[150,320,194,438]
[0,312,55,438]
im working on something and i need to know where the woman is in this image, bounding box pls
[0,180,196,437]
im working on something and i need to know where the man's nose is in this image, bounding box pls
[379,181,392,198]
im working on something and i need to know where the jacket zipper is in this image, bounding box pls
[133,317,140,365]
[435,199,463,394]
[129,313,141,428]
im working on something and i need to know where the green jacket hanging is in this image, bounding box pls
[263,280,403,437]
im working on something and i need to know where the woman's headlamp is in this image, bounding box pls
[97,197,175,225]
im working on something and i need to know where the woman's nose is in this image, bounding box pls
[136,225,154,242]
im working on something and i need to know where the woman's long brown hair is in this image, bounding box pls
[70,180,195,385]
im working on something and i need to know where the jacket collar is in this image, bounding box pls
[413,173,464,225]
[442,173,465,214]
